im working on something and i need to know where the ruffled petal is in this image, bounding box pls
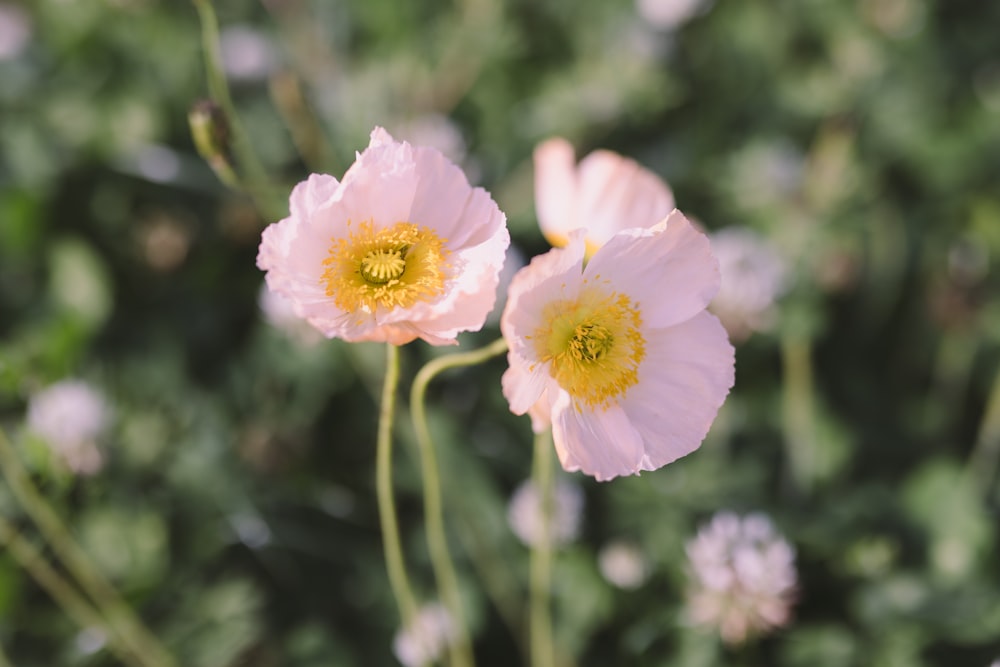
[620,311,735,471]
[501,359,555,421]
[551,393,646,481]
[585,210,720,329]
[289,173,341,219]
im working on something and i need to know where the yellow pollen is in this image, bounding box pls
[532,285,645,408]
[321,220,449,314]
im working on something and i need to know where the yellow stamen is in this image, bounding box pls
[321,220,449,314]
[532,282,645,408]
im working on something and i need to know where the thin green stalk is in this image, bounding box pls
[0,430,177,667]
[781,335,816,494]
[529,430,555,667]
[190,0,285,221]
[411,337,508,667]
[376,344,421,631]
[967,361,1000,498]
[0,517,144,667]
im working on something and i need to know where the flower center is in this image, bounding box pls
[321,220,449,314]
[360,248,407,284]
[531,283,645,408]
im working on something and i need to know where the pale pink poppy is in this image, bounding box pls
[500,210,735,481]
[533,137,674,257]
[257,127,509,346]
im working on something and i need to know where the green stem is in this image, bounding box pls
[967,360,1000,498]
[0,517,144,667]
[781,335,816,494]
[190,0,285,221]
[411,337,508,667]
[529,430,555,667]
[0,430,177,667]
[375,344,421,631]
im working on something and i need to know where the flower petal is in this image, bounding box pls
[620,311,735,471]
[576,149,674,247]
[533,138,578,247]
[551,392,646,481]
[500,232,586,360]
[289,173,340,219]
[585,210,720,329]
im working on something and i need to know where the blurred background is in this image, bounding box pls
[1,0,999,665]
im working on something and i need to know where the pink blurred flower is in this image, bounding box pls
[392,603,457,667]
[506,478,584,548]
[710,227,789,340]
[257,127,509,346]
[685,512,797,644]
[533,137,674,258]
[27,380,109,476]
[500,211,734,481]
[598,540,650,589]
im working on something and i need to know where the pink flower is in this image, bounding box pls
[685,512,797,644]
[257,127,509,346]
[27,380,109,476]
[533,137,674,258]
[500,210,734,481]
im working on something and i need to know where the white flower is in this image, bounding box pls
[598,541,650,589]
[710,227,789,340]
[636,0,711,30]
[392,603,457,667]
[507,478,584,548]
[685,511,797,644]
[27,380,109,476]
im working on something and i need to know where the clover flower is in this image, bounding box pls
[501,211,734,481]
[27,380,109,476]
[257,127,509,345]
[392,603,457,667]
[506,478,584,548]
[709,227,789,340]
[533,137,674,258]
[685,511,797,644]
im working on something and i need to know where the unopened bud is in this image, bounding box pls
[188,99,238,187]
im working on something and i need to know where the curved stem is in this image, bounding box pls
[410,337,507,667]
[529,430,555,667]
[190,0,285,221]
[781,335,816,494]
[376,343,420,630]
[0,517,143,667]
[0,430,177,667]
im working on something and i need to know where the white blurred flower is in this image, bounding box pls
[394,114,467,165]
[636,0,710,31]
[219,25,277,82]
[507,478,584,548]
[598,540,650,589]
[392,603,457,667]
[27,380,109,476]
[710,227,789,340]
[258,282,323,346]
[685,511,797,645]
[0,3,31,62]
